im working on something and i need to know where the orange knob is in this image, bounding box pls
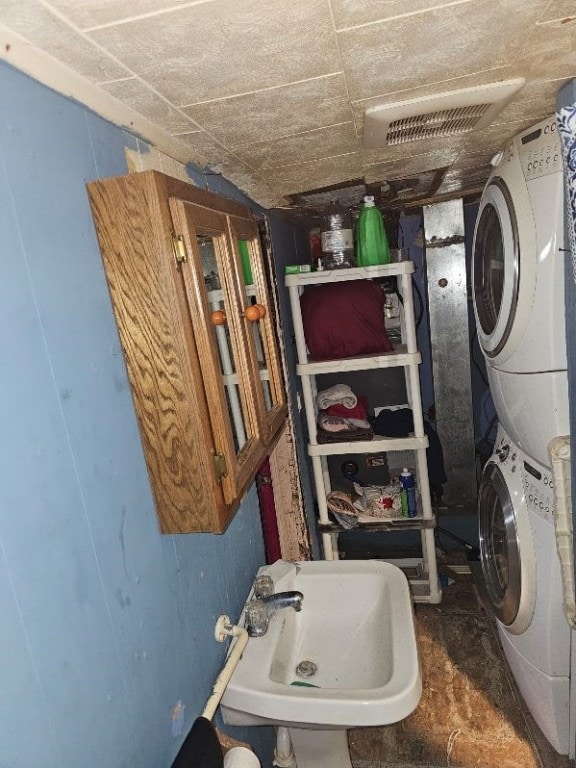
[244,305,261,322]
[211,309,227,326]
[256,304,266,318]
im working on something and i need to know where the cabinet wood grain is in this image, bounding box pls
[87,170,286,533]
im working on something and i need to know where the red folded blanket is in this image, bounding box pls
[325,395,369,420]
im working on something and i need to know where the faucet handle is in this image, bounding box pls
[245,599,268,637]
[253,574,274,598]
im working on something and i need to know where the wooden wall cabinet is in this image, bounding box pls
[87,171,287,533]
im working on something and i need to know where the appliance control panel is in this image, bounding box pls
[493,433,554,524]
[518,117,562,181]
[521,460,554,525]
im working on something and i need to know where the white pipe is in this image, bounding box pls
[549,437,576,629]
[273,727,296,768]
[202,615,249,721]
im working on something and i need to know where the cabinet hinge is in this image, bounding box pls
[171,232,188,264]
[213,451,228,482]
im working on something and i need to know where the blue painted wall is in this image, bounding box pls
[0,61,277,767]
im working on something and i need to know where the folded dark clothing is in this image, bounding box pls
[373,407,415,437]
[373,407,447,486]
[317,425,373,444]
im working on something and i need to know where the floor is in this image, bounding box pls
[347,557,574,768]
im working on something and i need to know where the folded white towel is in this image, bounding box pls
[316,384,357,410]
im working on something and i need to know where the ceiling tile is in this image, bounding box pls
[4,0,573,209]
[363,149,459,184]
[362,135,469,167]
[172,132,281,205]
[260,153,363,196]
[507,17,576,82]
[88,0,341,105]
[214,168,281,208]
[1,0,131,81]
[338,0,547,102]
[100,78,197,133]
[177,130,241,167]
[233,123,359,171]
[44,0,211,30]
[456,118,538,155]
[451,150,495,171]
[330,0,474,30]
[538,0,576,22]
[491,78,564,126]
[182,74,352,148]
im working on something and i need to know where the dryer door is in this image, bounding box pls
[472,177,519,359]
[478,459,536,634]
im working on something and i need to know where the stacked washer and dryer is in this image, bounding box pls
[472,116,572,755]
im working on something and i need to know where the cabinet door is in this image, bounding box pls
[88,170,288,534]
[228,214,287,443]
[87,174,228,533]
[169,199,267,500]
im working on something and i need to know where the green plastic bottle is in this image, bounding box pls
[356,196,390,267]
[238,239,253,284]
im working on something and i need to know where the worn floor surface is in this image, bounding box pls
[348,567,574,768]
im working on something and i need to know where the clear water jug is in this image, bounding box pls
[321,200,355,269]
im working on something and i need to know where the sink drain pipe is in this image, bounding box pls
[273,727,296,768]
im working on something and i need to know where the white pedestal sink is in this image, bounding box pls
[221,560,422,768]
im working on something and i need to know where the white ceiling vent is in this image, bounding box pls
[363,79,525,149]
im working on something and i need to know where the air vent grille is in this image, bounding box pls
[387,104,490,145]
[363,79,525,149]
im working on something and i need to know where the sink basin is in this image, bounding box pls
[221,559,421,730]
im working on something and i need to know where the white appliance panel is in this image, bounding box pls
[479,426,572,755]
[487,367,569,468]
[473,116,566,374]
[498,627,570,755]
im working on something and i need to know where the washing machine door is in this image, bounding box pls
[473,177,520,359]
[478,458,536,634]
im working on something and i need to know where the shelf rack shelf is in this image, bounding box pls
[286,261,441,604]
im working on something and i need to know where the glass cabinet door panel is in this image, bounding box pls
[200,234,247,454]
[232,225,286,438]
[238,238,273,411]
[169,199,264,500]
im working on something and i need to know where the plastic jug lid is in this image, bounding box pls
[363,195,376,207]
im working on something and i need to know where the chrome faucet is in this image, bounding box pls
[245,590,304,637]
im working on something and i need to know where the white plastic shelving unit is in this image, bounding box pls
[286,261,441,603]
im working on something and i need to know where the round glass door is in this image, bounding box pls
[472,177,519,358]
[478,462,521,626]
[474,204,504,335]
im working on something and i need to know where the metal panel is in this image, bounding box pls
[424,199,477,510]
